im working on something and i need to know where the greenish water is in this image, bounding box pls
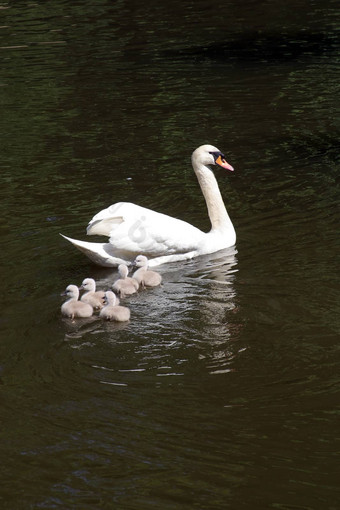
[1,1,339,508]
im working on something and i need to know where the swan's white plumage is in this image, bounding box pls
[80,277,105,309]
[61,144,236,267]
[112,264,139,298]
[132,255,162,288]
[61,284,93,319]
[99,291,130,322]
[89,202,204,256]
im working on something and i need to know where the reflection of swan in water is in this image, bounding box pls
[187,248,243,375]
[60,144,235,267]
[130,246,238,334]
[130,246,242,376]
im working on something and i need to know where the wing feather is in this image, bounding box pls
[86,202,205,257]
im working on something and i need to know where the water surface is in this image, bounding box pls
[0,1,339,508]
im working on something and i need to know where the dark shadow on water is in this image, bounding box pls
[164,30,339,63]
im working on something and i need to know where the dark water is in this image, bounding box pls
[1,1,339,508]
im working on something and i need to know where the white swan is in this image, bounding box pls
[79,277,106,309]
[61,284,93,319]
[132,255,162,288]
[99,291,131,322]
[61,144,235,267]
[112,264,139,298]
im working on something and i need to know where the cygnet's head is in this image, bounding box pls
[118,264,129,278]
[61,284,79,300]
[80,278,96,291]
[191,144,234,172]
[104,290,117,306]
[134,255,148,268]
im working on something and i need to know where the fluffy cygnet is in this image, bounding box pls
[99,291,130,322]
[61,284,93,319]
[132,255,162,288]
[80,277,105,309]
[112,264,139,298]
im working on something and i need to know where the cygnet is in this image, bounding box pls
[80,278,105,309]
[99,291,130,322]
[132,255,162,288]
[112,264,139,298]
[61,284,93,319]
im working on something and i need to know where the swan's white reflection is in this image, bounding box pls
[179,246,240,375]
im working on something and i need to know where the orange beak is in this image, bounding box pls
[215,155,234,172]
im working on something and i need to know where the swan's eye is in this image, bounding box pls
[209,151,225,162]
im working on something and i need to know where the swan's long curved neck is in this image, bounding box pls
[107,295,116,306]
[194,162,233,232]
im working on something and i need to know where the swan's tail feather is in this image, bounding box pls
[59,234,129,267]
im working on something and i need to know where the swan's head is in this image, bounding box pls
[133,255,148,268]
[61,284,79,300]
[104,290,117,306]
[192,144,234,172]
[118,264,129,278]
[80,278,96,292]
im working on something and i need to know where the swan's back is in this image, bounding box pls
[100,304,130,322]
[61,300,93,318]
[87,202,205,258]
[143,270,162,287]
[81,291,105,309]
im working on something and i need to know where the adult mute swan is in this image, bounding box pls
[61,144,235,267]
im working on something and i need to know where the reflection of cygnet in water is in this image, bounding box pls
[61,285,93,320]
[100,291,130,322]
[132,255,162,288]
[79,277,105,309]
[112,264,139,298]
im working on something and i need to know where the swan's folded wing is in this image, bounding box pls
[90,202,204,257]
[86,202,127,236]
